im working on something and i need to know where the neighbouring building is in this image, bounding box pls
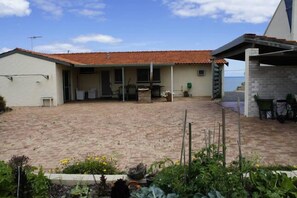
[212,0,297,118]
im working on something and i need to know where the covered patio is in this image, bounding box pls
[212,34,297,118]
[68,63,174,103]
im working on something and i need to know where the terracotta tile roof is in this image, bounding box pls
[53,50,227,65]
[13,48,82,65]
[7,48,226,66]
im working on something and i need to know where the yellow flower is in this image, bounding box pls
[174,160,180,165]
[95,157,100,161]
[102,162,107,166]
[103,169,106,172]
[255,163,260,168]
[101,156,106,160]
[60,158,70,165]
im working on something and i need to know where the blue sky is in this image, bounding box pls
[0,0,281,76]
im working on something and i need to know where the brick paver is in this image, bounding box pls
[0,97,296,171]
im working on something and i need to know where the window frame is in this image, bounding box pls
[137,68,161,83]
[114,69,123,84]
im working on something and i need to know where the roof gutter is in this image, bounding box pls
[73,63,175,67]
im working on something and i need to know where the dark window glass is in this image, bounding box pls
[137,68,160,82]
[114,69,122,84]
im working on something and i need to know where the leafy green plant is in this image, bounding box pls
[153,145,248,197]
[69,183,91,198]
[0,161,15,197]
[27,167,50,197]
[249,169,297,198]
[153,164,186,195]
[60,154,119,174]
[131,185,179,198]
[193,190,224,198]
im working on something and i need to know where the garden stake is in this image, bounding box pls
[237,96,243,179]
[180,109,187,165]
[222,108,226,167]
[213,121,216,145]
[217,123,221,155]
[208,130,211,158]
[203,129,208,148]
[17,166,20,198]
[188,122,192,174]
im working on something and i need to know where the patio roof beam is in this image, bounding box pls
[250,49,295,57]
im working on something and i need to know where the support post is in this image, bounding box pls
[222,108,226,167]
[150,62,153,91]
[170,65,174,102]
[122,67,125,102]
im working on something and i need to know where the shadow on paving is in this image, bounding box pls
[220,91,244,114]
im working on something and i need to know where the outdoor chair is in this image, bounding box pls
[254,95,275,120]
[76,89,85,100]
[286,94,297,122]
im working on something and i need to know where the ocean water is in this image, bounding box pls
[224,77,245,92]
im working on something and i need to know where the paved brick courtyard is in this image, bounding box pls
[0,97,296,171]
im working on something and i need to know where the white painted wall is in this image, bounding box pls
[265,0,291,40]
[265,0,297,41]
[0,53,58,106]
[164,64,213,97]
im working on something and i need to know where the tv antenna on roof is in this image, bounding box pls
[28,36,42,51]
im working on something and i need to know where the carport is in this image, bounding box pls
[212,34,297,117]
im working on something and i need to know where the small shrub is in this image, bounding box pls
[7,155,50,197]
[70,183,91,198]
[0,95,6,112]
[60,154,119,174]
[27,167,50,197]
[9,155,33,197]
[96,174,110,196]
[111,179,130,198]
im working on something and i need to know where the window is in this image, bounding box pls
[137,68,160,83]
[114,69,122,84]
[198,69,205,76]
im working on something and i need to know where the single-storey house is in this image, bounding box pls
[0,48,226,107]
[212,0,297,118]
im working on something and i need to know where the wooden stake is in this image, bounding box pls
[189,122,192,173]
[222,108,226,167]
[180,109,187,165]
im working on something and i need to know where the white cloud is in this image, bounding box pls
[0,47,12,53]
[73,34,122,44]
[0,0,31,17]
[34,43,91,53]
[32,0,62,17]
[163,0,280,24]
[76,9,104,17]
[31,0,106,19]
